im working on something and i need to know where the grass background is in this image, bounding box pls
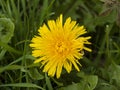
[0,0,120,90]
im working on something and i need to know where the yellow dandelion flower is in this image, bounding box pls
[30,14,92,78]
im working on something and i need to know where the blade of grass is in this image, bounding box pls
[45,73,53,90]
[0,55,35,73]
[0,83,45,90]
[0,41,21,55]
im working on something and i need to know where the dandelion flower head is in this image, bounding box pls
[30,14,91,78]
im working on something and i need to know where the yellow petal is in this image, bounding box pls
[63,60,72,73]
[56,61,63,78]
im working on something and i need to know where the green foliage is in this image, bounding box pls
[0,18,14,43]
[108,63,120,88]
[0,83,45,90]
[95,62,120,90]
[0,17,15,60]
[58,72,98,90]
[0,0,120,90]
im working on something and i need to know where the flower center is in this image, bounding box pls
[55,41,67,54]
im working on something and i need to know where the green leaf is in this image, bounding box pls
[58,72,98,90]
[83,11,96,32]
[0,65,24,73]
[0,41,21,54]
[86,75,98,90]
[77,72,98,90]
[108,62,120,88]
[45,73,53,90]
[0,83,45,90]
[0,18,14,43]
[0,18,15,59]
[0,65,23,70]
[95,83,117,90]
[28,68,44,80]
[0,55,35,73]
[95,10,116,26]
[61,83,79,90]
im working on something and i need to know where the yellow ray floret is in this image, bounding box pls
[30,14,91,78]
